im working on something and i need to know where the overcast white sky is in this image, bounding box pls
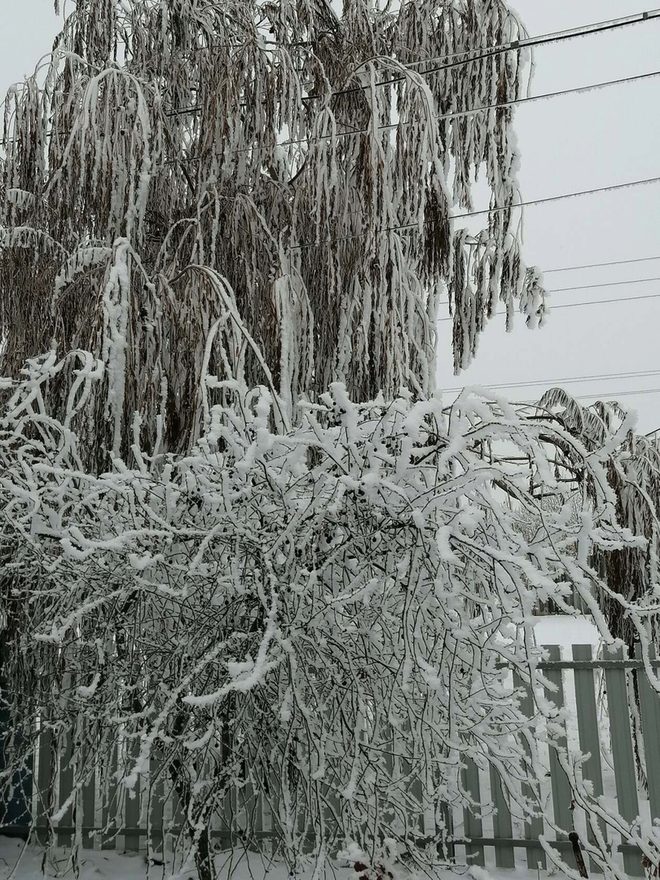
[2,2,659,430]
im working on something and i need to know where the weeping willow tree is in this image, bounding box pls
[534,389,660,651]
[1,0,543,465]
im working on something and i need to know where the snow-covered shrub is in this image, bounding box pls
[2,351,660,877]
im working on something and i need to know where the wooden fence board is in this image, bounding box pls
[461,757,484,867]
[34,722,53,846]
[544,646,576,870]
[56,733,74,848]
[148,752,166,858]
[488,765,515,869]
[10,643,659,877]
[124,739,141,852]
[101,742,119,851]
[572,644,606,874]
[604,646,644,877]
[513,670,546,870]
[81,760,96,850]
[635,645,660,822]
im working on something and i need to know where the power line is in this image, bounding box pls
[438,289,660,323]
[545,291,660,312]
[7,64,655,155]
[320,8,660,103]
[189,7,660,69]
[432,176,660,224]
[442,368,660,395]
[545,275,660,295]
[3,8,659,151]
[165,67,660,162]
[543,254,660,275]
[293,175,660,250]
[439,275,660,308]
[451,386,660,403]
[559,387,660,401]
[158,9,660,119]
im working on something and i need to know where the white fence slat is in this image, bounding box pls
[101,741,120,851]
[81,758,96,850]
[56,732,74,848]
[34,723,53,846]
[124,738,141,852]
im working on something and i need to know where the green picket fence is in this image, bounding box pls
[458,644,660,876]
[6,644,660,876]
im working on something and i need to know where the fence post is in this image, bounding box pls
[572,644,606,874]
[604,646,644,877]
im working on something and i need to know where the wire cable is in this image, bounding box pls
[292,175,660,250]
[550,276,660,295]
[557,387,660,401]
[322,8,660,103]
[438,289,660,323]
[438,275,660,309]
[156,9,660,116]
[162,68,660,160]
[442,368,660,394]
[543,254,660,275]
[448,386,660,403]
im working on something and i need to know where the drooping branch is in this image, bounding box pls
[1,0,544,463]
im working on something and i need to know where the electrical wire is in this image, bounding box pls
[190,7,660,69]
[550,276,660,295]
[555,387,660,401]
[447,385,660,402]
[160,7,660,114]
[442,368,660,394]
[543,254,660,275]
[292,175,660,250]
[321,8,660,103]
[438,289,660,323]
[164,68,660,160]
[438,275,660,309]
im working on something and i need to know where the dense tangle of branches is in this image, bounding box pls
[1,354,660,879]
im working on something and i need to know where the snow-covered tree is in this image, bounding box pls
[2,3,660,880]
[1,0,543,463]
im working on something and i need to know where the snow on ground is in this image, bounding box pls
[0,838,569,880]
